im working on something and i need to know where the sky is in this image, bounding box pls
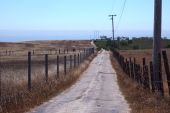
[0,0,169,41]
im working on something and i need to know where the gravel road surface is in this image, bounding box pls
[27,50,130,113]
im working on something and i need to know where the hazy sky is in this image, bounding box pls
[0,0,169,31]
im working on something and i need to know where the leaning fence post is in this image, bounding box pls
[57,55,59,79]
[28,52,31,90]
[162,51,170,94]
[45,54,48,82]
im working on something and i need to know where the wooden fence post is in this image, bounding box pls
[134,58,136,70]
[143,65,150,89]
[162,51,170,94]
[131,62,134,79]
[125,59,127,74]
[80,53,81,63]
[57,56,59,79]
[28,52,31,90]
[135,64,140,82]
[45,54,48,82]
[127,61,130,76]
[157,53,163,95]
[74,54,76,68]
[142,58,146,84]
[69,55,71,70]
[150,61,155,92]
[0,55,1,100]
[64,56,66,76]
[78,54,79,65]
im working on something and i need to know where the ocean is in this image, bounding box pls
[0,30,169,42]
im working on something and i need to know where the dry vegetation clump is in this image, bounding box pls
[0,52,98,113]
[110,51,170,113]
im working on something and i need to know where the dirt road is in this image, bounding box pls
[27,50,130,113]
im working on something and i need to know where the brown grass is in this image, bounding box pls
[0,51,97,113]
[118,49,170,96]
[110,51,170,113]
[0,40,98,113]
[0,40,95,51]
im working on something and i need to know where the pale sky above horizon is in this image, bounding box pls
[0,0,169,31]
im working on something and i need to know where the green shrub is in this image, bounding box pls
[120,41,128,46]
[133,45,139,50]
[164,44,170,48]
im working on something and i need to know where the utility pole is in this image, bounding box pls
[109,15,116,41]
[96,30,98,39]
[98,31,100,39]
[152,0,162,91]
[94,31,95,40]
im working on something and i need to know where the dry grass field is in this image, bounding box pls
[117,49,170,66]
[0,40,94,51]
[0,40,97,113]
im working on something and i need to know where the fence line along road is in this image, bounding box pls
[111,48,170,96]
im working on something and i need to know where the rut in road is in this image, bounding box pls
[27,50,130,113]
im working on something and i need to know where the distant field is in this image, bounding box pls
[0,40,95,51]
[118,49,170,66]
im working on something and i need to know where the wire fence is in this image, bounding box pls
[111,48,170,96]
[0,48,101,102]
[0,48,90,56]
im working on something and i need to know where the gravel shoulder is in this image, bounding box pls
[27,50,130,113]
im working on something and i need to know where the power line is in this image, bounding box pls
[110,0,116,14]
[115,0,126,31]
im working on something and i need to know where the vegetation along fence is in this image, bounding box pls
[111,49,170,96]
[0,48,99,103]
